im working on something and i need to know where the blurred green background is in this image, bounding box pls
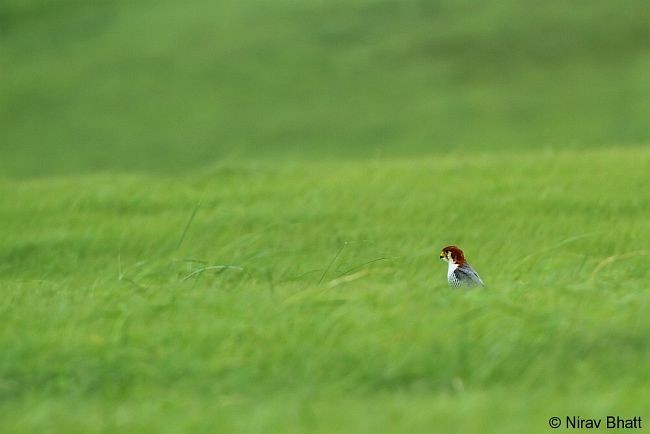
[2,2,650,433]
[1,0,649,176]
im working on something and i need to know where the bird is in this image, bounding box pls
[439,245,484,288]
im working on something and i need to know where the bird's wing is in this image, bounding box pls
[453,264,484,287]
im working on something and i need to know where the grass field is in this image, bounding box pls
[2,0,650,432]
[1,148,649,433]
[2,0,650,176]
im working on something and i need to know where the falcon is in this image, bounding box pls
[439,245,484,288]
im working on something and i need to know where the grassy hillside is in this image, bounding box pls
[2,0,650,176]
[2,1,649,431]
[1,148,649,433]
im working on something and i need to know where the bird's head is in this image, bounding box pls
[439,245,466,265]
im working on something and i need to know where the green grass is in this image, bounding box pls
[2,0,649,431]
[1,147,649,433]
[2,0,650,176]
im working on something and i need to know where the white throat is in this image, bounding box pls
[447,260,458,278]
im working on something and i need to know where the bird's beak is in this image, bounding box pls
[439,252,444,259]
